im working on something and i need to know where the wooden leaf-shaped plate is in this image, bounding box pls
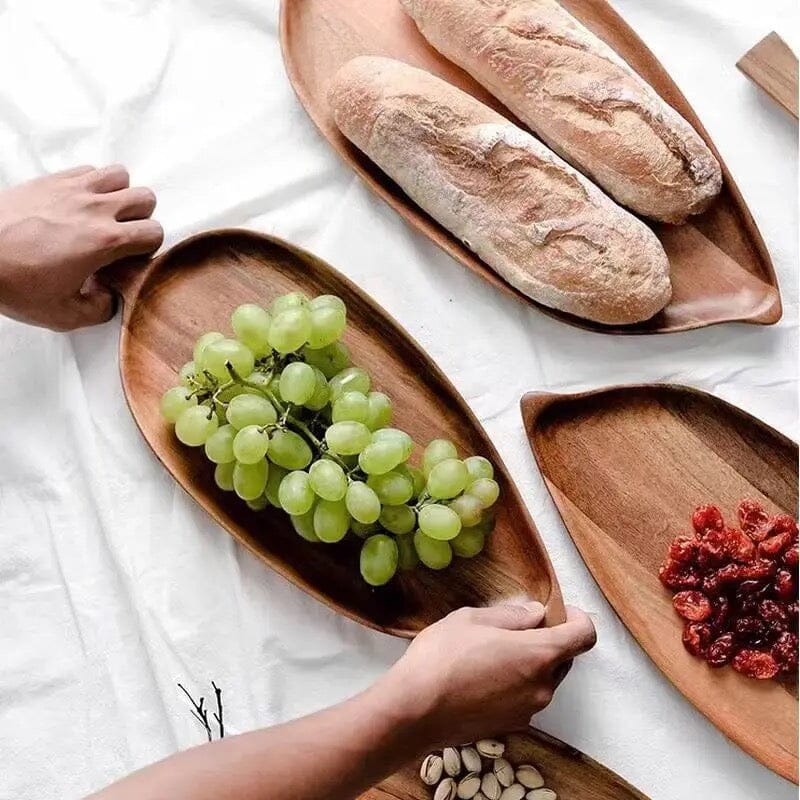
[521,384,798,782]
[360,727,651,799]
[279,0,781,334]
[101,228,564,638]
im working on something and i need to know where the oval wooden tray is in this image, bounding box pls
[279,0,781,334]
[521,384,798,782]
[101,229,564,638]
[360,727,651,800]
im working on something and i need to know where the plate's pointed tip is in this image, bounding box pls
[519,391,555,426]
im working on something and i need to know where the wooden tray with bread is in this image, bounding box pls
[280,0,782,334]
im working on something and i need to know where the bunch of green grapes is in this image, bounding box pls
[159,291,500,586]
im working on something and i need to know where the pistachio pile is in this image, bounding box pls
[419,738,557,800]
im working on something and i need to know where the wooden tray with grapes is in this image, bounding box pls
[102,229,564,637]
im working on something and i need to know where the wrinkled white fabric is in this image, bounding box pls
[0,1,796,798]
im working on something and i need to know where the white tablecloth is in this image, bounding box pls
[0,1,797,798]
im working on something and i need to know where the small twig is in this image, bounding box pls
[178,683,213,742]
[212,681,225,739]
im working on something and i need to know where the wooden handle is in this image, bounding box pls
[737,32,799,119]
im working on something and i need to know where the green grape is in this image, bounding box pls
[308,459,347,501]
[396,533,420,571]
[313,499,350,543]
[448,493,484,527]
[364,392,392,431]
[267,373,283,401]
[301,341,351,379]
[371,428,413,460]
[328,367,370,402]
[204,424,237,464]
[214,461,235,491]
[414,531,453,570]
[291,509,321,542]
[226,394,277,429]
[332,391,369,423]
[451,526,486,558]
[423,439,458,476]
[360,534,399,586]
[367,471,413,505]
[405,465,426,497]
[325,421,371,455]
[160,386,197,423]
[467,478,500,509]
[216,384,247,403]
[358,439,404,475]
[246,495,269,511]
[305,368,330,411]
[307,306,346,349]
[231,303,271,358]
[427,458,469,499]
[233,425,270,464]
[464,455,494,482]
[379,504,416,535]
[265,464,289,507]
[270,291,309,316]
[278,470,315,515]
[193,331,224,365]
[200,338,255,381]
[351,520,380,538]
[179,361,199,388]
[175,405,219,446]
[268,307,312,354]
[233,458,269,501]
[418,503,461,541]
[244,371,272,391]
[268,429,313,470]
[345,481,381,524]
[279,362,316,405]
[309,294,346,315]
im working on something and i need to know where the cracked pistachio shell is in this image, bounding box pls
[420,754,443,786]
[435,778,457,800]
[460,745,482,774]
[443,747,461,777]
[481,772,501,800]
[499,785,526,800]
[526,790,557,800]
[457,772,482,799]
[516,766,544,789]
[476,739,505,759]
[493,758,514,787]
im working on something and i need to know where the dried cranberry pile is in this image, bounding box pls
[659,499,798,680]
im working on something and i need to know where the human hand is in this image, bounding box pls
[0,164,163,330]
[383,602,596,747]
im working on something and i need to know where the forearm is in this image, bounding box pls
[89,674,431,800]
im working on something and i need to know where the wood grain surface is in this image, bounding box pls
[359,728,651,799]
[279,0,781,334]
[100,228,564,638]
[522,385,799,783]
[738,32,799,119]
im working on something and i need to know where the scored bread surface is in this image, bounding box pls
[329,56,671,325]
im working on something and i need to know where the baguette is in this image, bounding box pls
[328,56,671,325]
[399,0,722,224]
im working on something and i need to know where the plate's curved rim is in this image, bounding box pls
[104,227,565,639]
[520,382,799,783]
[278,0,782,335]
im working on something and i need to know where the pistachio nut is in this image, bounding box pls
[499,785,526,800]
[420,754,444,785]
[526,790,557,800]
[480,772,501,800]
[434,777,457,800]
[457,772,482,800]
[493,758,514,787]
[476,739,505,759]
[443,747,462,777]
[515,766,544,789]
[460,745,482,774]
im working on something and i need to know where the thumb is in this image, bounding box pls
[469,600,546,631]
[72,282,116,328]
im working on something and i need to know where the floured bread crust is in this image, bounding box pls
[329,56,671,325]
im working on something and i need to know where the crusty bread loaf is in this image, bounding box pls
[329,56,671,325]
[399,0,722,224]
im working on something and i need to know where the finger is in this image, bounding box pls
[108,186,158,221]
[58,164,96,179]
[468,601,546,631]
[86,164,130,193]
[68,283,116,329]
[537,606,597,663]
[111,218,164,258]
[553,659,572,688]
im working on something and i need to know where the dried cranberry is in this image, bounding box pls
[682,622,713,657]
[768,514,799,538]
[738,559,776,581]
[734,616,767,646]
[693,505,725,536]
[706,633,736,667]
[738,499,771,542]
[669,536,699,565]
[699,528,729,561]
[773,569,796,601]
[735,580,769,600]
[701,572,722,595]
[709,595,731,632]
[659,562,701,591]
[772,632,799,673]
[759,598,788,627]
[715,563,743,584]
[787,602,799,624]
[731,649,780,679]
[673,591,712,622]
[782,544,799,570]
[758,531,792,559]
